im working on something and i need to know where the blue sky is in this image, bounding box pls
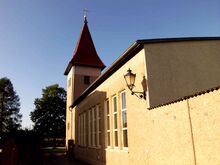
[0,0,220,128]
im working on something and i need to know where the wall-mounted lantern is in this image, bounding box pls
[124,68,146,100]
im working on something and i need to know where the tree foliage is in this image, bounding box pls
[0,77,22,133]
[30,84,66,138]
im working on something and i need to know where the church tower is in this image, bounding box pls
[64,16,105,103]
[64,16,105,142]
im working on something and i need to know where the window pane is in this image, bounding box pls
[121,92,126,109]
[99,132,101,146]
[99,118,101,131]
[78,116,80,144]
[107,100,109,114]
[67,122,70,130]
[115,131,118,147]
[90,111,93,145]
[95,132,97,146]
[88,111,91,146]
[99,105,101,118]
[84,76,90,85]
[107,116,110,130]
[68,78,71,87]
[113,97,117,112]
[122,111,127,128]
[94,108,96,120]
[123,130,128,147]
[107,132,110,146]
[94,119,97,132]
[114,114,117,129]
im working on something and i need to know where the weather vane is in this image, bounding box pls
[83,9,89,23]
[83,9,89,18]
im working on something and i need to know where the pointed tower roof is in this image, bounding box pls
[64,16,105,75]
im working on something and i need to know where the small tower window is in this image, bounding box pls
[68,78,71,87]
[84,76,90,85]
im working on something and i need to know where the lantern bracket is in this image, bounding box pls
[124,68,146,100]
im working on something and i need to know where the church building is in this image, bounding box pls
[64,17,220,165]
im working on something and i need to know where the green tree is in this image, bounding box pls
[30,84,66,144]
[0,77,22,133]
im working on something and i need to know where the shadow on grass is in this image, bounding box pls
[41,147,67,153]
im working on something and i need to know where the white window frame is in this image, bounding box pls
[80,113,84,146]
[96,105,101,148]
[92,107,96,147]
[121,91,128,149]
[88,109,92,147]
[78,115,81,145]
[83,112,86,146]
[105,99,111,148]
[112,96,118,148]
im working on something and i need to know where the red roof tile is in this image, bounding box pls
[64,18,105,75]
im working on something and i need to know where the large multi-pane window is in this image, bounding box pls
[78,115,81,145]
[96,105,101,147]
[88,109,92,146]
[105,91,128,150]
[83,113,86,146]
[121,91,128,148]
[77,92,128,149]
[78,112,86,146]
[105,100,111,147]
[92,107,96,146]
[113,96,118,147]
[84,105,101,148]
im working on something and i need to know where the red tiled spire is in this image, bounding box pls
[64,16,105,75]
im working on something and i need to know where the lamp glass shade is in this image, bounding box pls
[124,69,136,90]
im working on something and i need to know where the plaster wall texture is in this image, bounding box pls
[142,101,195,165]
[189,89,220,165]
[73,49,146,165]
[144,40,220,108]
[73,66,101,102]
[66,39,220,165]
[66,67,74,145]
[66,66,102,146]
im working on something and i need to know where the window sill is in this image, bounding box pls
[105,147,129,153]
[78,145,101,149]
[88,146,101,149]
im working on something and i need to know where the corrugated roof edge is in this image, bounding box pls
[148,86,220,110]
[70,36,220,108]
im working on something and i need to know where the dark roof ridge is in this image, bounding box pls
[137,36,220,44]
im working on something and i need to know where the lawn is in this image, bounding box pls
[41,147,66,153]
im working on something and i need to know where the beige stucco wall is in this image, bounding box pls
[189,89,220,165]
[141,101,195,165]
[66,67,74,146]
[66,66,101,146]
[127,88,220,165]
[73,49,147,165]
[67,39,220,165]
[144,40,220,108]
[73,66,101,102]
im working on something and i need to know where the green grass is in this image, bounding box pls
[41,146,66,153]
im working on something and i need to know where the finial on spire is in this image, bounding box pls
[83,9,89,23]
